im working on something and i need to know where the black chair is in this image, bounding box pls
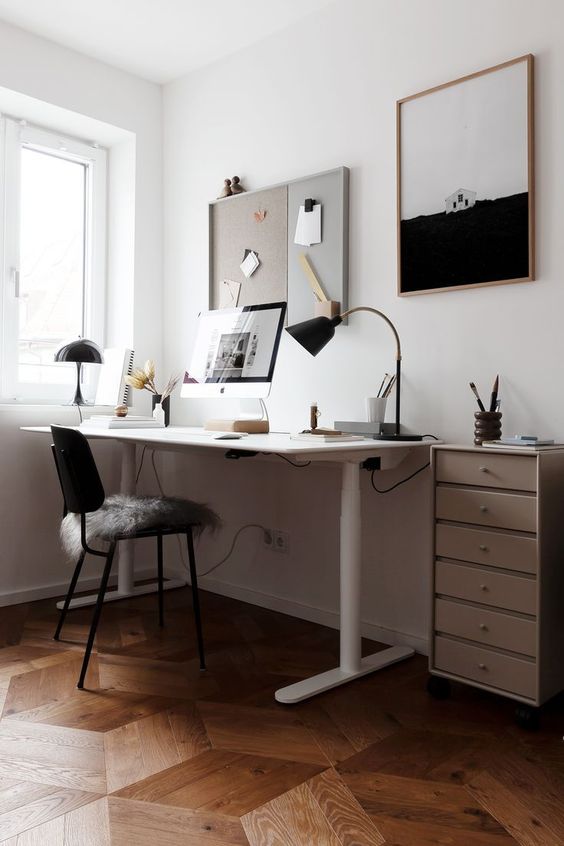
[50,425,219,689]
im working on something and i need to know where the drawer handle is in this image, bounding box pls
[479,544,488,551]
[479,466,489,473]
[479,584,488,591]
[479,623,488,631]
[479,505,488,513]
[478,663,488,670]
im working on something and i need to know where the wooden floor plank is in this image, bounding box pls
[467,749,564,846]
[199,700,329,765]
[0,783,99,843]
[64,797,111,846]
[307,767,386,845]
[107,796,249,845]
[245,782,342,846]
[104,709,183,793]
[0,720,106,792]
[341,769,507,835]
[97,653,219,699]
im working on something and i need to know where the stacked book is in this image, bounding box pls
[482,435,562,450]
[81,415,164,430]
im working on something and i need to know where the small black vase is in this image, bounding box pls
[151,394,170,427]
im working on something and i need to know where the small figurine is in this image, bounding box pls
[231,175,245,194]
[218,178,232,199]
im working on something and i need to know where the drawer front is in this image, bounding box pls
[435,561,536,615]
[436,487,536,532]
[435,598,537,657]
[435,524,537,574]
[434,636,536,699]
[435,450,537,492]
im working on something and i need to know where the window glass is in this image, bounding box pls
[18,148,87,386]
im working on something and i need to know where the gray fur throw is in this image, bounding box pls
[60,494,220,560]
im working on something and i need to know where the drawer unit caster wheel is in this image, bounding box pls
[426,675,451,700]
[514,704,539,731]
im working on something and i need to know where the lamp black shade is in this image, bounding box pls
[286,315,343,357]
[54,339,103,365]
[54,338,103,406]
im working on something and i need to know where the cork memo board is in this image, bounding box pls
[209,167,349,323]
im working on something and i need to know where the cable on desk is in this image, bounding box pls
[275,453,311,468]
[422,434,440,440]
[197,523,266,577]
[370,461,430,493]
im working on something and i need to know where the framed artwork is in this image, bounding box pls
[397,54,534,296]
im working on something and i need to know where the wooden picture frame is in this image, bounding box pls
[397,54,534,296]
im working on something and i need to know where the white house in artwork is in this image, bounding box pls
[445,188,477,214]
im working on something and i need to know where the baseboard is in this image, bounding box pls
[0,567,162,608]
[197,573,429,655]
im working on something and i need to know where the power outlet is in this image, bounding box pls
[272,530,289,554]
[263,528,289,554]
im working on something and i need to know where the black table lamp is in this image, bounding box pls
[54,338,103,406]
[286,306,421,441]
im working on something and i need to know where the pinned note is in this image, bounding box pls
[240,250,260,278]
[294,202,322,246]
[219,279,241,308]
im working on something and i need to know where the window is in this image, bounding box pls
[458,193,463,202]
[0,119,106,401]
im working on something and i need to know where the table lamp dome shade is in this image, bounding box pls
[54,338,103,364]
[54,338,103,406]
[285,315,343,356]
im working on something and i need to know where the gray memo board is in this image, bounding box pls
[209,167,349,323]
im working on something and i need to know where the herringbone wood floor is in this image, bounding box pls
[0,587,563,844]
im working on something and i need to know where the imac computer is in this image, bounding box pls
[181,303,286,431]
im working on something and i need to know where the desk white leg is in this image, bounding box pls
[116,441,136,595]
[56,440,186,611]
[275,460,414,704]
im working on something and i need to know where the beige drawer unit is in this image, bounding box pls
[430,444,564,726]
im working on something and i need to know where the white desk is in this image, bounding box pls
[24,425,431,704]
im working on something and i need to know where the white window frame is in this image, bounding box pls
[0,118,107,402]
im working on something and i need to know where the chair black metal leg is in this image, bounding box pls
[157,533,164,628]
[77,544,115,690]
[54,551,86,641]
[186,530,205,670]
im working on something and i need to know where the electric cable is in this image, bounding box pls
[275,453,311,468]
[197,523,266,577]
[370,461,430,493]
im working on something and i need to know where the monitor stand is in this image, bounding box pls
[204,399,269,434]
[204,418,269,433]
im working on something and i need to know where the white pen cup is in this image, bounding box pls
[365,397,387,424]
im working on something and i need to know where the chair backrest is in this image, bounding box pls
[50,425,105,514]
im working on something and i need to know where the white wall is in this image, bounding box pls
[0,20,162,603]
[162,0,564,650]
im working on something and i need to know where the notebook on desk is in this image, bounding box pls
[95,348,134,406]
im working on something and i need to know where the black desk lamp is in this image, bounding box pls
[54,338,103,406]
[286,307,422,441]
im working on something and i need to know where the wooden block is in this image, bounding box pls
[314,300,340,318]
[204,419,269,434]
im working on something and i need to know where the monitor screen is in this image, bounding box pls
[181,301,287,399]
